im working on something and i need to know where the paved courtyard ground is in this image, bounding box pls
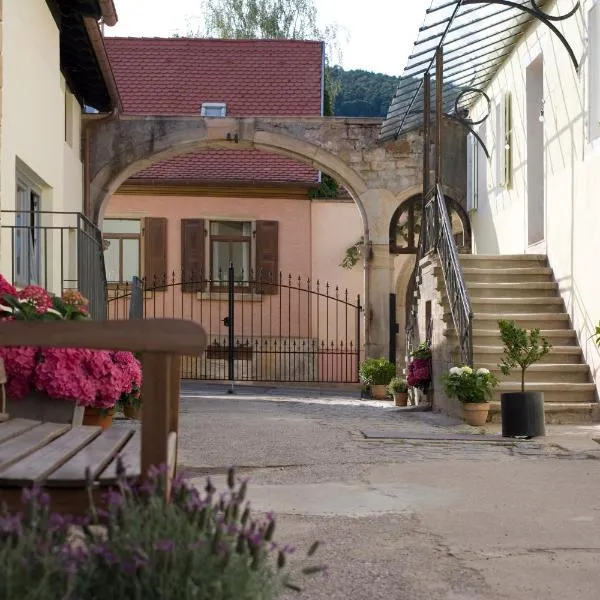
[176,382,600,600]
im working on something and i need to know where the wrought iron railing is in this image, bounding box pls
[405,185,473,366]
[433,184,473,365]
[1,211,107,320]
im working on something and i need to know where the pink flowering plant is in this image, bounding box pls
[0,275,141,409]
[406,342,431,390]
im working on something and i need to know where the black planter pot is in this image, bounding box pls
[500,391,545,438]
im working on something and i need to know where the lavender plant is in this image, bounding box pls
[0,465,324,600]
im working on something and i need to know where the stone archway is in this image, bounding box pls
[87,115,467,358]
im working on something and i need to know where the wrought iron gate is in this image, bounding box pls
[107,266,362,383]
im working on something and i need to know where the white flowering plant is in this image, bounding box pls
[441,365,498,404]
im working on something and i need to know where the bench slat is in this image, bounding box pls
[0,426,101,485]
[0,419,41,444]
[99,430,141,484]
[0,423,70,472]
[47,427,134,487]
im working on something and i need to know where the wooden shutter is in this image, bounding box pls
[181,219,206,292]
[143,217,167,289]
[255,220,279,295]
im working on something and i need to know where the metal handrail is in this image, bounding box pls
[434,184,473,365]
[404,185,473,366]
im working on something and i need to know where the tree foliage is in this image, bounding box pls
[201,0,321,40]
[498,320,551,392]
[328,66,400,118]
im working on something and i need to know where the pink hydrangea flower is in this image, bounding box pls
[34,348,97,406]
[18,285,53,314]
[407,358,430,389]
[0,346,37,399]
[0,275,17,299]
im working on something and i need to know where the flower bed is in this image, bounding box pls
[0,276,141,413]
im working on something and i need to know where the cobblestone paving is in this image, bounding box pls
[122,383,600,600]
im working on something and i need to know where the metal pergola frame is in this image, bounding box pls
[380,0,581,163]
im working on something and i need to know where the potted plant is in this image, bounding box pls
[407,342,431,402]
[441,365,498,426]
[118,381,142,419]
[498,319,551,438]
[0,277,141,428]
[359,357,396,400]
[388,377,409,406]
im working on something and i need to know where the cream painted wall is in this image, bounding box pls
[0,0,84,292]
[468,0,600,390]
[310,199,363,302]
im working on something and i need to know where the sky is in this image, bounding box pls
[104,0,431,76]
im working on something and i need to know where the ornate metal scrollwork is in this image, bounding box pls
[450,87,491,158]
[462,0,580,69]
[530,0,579,22]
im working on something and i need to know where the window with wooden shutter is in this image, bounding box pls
[255,220,279,295]
[142,217,167,289]
[181,219,206,292]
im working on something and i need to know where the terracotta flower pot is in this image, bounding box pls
[83,407,114,430]
[463,402,490,427]
[370,384,389,400]
[393,392,408,407]
[123,405,142,420]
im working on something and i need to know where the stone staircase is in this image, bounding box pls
[442,254,598,424]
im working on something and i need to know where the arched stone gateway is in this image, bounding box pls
[87,115,467,358]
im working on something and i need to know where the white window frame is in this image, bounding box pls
[466,131,479,212]
[15,175,42,287]
[102,218,141,285]
[589,3,600,142]
[209,220,252,284]
[200,102,227,117]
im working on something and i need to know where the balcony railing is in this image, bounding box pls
[0,211,107,320]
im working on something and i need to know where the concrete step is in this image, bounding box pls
[462,267,553,284]
[444,328,579,347]
[460,254,548,269]
[467,297,565,314]
[488,401,599,425]
[490,382,597,404]
[468,345,583,365]
[476,363,592,384]
[470,313,571,330]
[466,282,559,299]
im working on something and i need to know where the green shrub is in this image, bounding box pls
[388,377,408,394]
[0,466,324,600]
[441,366,498,403]
[359,358,396,386]
[498,320,551,392]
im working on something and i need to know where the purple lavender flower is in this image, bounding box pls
[154,539,175,552]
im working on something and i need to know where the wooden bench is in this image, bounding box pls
[0,319,206,513]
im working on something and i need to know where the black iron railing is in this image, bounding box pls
[1,211,107,320]
[433,184,473,365]
[107,267,362,384]
[405,185,473,366]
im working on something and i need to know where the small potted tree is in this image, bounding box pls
[388,377,409,406]
[359,358,396,400]
[498,319,551,438]
[441,365,498,426]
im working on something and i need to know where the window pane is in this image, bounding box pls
[103,219,141,234]
[122,238,140,282]
[231,241,250,280]
[210,221,251,237]
[104,238,120,282]
[212,240,230,279]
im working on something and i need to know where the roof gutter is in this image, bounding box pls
[98,0,118,27]
[83,17,122,111]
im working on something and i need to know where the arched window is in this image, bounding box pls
[389,194,472,254]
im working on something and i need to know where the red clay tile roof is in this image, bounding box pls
[104,37,323,185]
[132,149,317,183]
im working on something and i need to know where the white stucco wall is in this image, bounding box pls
[0,0,84,292]
[468,0,600,389]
